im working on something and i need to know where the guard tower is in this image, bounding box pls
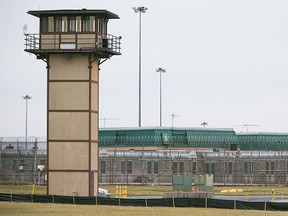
[24,9,121,196]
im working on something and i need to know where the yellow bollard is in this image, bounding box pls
[115,185,119,198]
[119,185,122,198]
[121,185,124,198]
[32,184,36,195]
[123,185,127,198]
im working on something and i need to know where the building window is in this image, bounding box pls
[224,162,233,175]
[20,160,24,166]
[245,161,253,174]
[266,161,269,175]
[205,163,210,174]
[147,161,152,174]
[101,160,106,174]
[179,162,184,174]
[172,162,177,174]
[154,161,159,174]
[192,161,197,174]
[228,162,232,175]
[55,16,62,32]
[68,16,76,32]
[271,162,275,174]
[127,161,132,174]
[121,161,126,174]
[82,16,90,32]
[244,162,247,175]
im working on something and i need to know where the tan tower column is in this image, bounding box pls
[47,54,99,196]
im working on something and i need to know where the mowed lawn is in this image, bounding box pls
[1,202,287,216]
[1,184,288,197]
[1,185,288,216]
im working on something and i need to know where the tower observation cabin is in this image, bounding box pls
[24,9,121,197]
[25,9,121,57]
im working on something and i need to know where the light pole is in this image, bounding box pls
[23,95,32,149]
[133,6,148,127]
[156,68,166,127]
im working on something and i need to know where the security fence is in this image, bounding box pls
[98,149,288,186]
[0,137,46,184]
[1,137,288,185]
[0,193,288,211]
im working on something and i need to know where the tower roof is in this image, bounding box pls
[28,8,119,19]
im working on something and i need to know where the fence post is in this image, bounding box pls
[145,199,148,207]
[264,201,267,211]
[172,197,175,207]
[205,198,208,208]
[95,196,98,205]
[234,200,236,210]
[10,193,12,202]
[52,194,54,203]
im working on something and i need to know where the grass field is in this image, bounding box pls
[1,202,287,216]
[1,185,288,216]
[1,184,288,197]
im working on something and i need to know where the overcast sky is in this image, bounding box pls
[1,0,288,137]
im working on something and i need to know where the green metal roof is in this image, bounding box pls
[99,127,238,149]
[99,128,288,151]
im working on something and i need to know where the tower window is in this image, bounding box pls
[82,16,90,32]
[68,16,76,32]
[41,17,48,33]
[97,18,102,33]
[55,16,62,32]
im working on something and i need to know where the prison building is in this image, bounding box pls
[98,128,288,185]
[1,128,288,185]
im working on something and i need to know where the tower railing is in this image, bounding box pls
[24,34,39,50]
[24,33,121,54]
